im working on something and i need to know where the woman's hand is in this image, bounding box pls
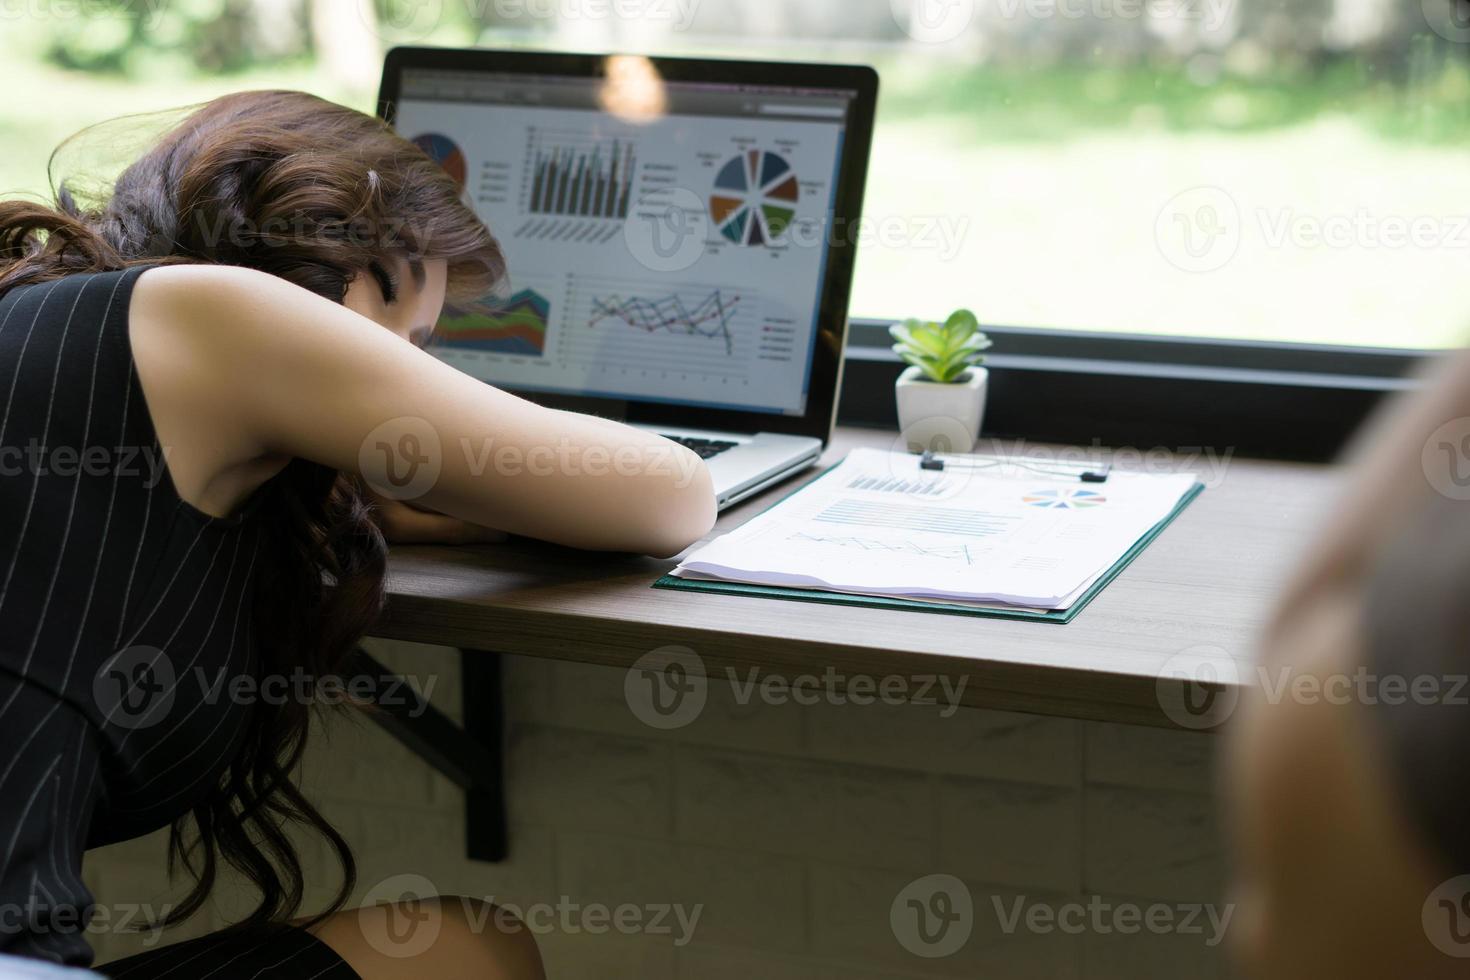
[367,491,507,545]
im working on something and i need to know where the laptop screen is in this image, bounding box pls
[393,65,859,418]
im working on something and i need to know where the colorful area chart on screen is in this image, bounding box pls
[411,133,468,190]
[709,150,800,246]
[435,289,550,356]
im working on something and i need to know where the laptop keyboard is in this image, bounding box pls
[662,435,739,459]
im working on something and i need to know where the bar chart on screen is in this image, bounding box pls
[522,127,636,220]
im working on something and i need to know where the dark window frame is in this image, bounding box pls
[837,320,1429,462]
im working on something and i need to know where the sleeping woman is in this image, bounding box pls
[0,90,715,978]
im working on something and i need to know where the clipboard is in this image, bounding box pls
[653,462,1205,624]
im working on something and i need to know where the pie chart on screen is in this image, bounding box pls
[411,133,467,190]
[709,149,799,247]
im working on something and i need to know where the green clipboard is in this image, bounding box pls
[652,466,1205,624]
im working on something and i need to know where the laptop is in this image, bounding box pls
[378,48,878,509]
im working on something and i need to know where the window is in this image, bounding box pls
[466,0,1470,349]
[5,0,1466,351]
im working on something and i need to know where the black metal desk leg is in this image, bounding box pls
[350,647,508,862]
[461,648,508,862]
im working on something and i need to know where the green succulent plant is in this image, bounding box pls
[889,309,992,384]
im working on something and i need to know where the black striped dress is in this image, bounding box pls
[0,268,355,978]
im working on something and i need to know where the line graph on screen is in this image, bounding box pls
[557,274,771,381]
[588,290,741,355]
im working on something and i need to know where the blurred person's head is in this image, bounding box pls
[1229,491,1470,979]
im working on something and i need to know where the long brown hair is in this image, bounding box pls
[0,91,504,933]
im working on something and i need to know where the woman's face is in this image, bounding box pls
[342,253,448,349]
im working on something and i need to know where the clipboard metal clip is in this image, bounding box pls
[918,450,1112,484]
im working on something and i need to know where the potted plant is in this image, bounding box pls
[890,309,993,454]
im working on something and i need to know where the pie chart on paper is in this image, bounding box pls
[709,150,800,246]
[1023,488,1108,509]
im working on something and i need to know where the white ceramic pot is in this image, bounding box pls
[895,365,988,454]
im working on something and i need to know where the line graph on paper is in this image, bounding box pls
[785,532,977,565]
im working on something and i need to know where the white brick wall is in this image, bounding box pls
[82,640,1229,978]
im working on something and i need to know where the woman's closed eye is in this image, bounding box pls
[367,261,399,304]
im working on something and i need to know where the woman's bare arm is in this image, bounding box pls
[129,264,716,557]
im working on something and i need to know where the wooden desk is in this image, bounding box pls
[372,427,1337,728]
